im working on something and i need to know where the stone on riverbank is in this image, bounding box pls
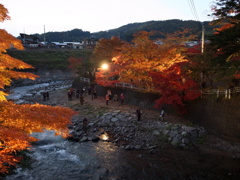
[69,110,208,150]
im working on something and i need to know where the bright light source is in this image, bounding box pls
[101,64,108,70]
[100,134,109,141]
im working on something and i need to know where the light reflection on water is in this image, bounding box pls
[99,133,109,141]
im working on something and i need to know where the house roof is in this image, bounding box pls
[20,33,39,41]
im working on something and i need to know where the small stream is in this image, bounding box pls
[4,82,240,180]
[6,130,137,180]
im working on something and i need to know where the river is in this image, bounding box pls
[4,82,240,180]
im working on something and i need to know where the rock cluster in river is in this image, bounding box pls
[68,110,208,151]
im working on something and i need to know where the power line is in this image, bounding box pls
[187,0,204,54]
[187,0,196,20]
[187,0,199,21]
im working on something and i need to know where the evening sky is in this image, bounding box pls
[1,0,214,37]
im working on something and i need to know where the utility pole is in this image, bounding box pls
[201,22,206,88]
[23,28,25,46]
[44,25,46,44]
[201,22,204,54]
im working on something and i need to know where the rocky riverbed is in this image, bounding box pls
[18,83,240,159]
[68,110,208,152]
[6,82,240,179]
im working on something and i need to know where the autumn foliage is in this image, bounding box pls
[0,4,76,173]
[150,63,201,113]
[92,36,125,66]
[94,31,201,112]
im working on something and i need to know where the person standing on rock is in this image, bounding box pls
[136,109,142,121]
[83,118,88,134]
[159,108,165,121]
[42,91,47,101]
[105,93,109,105]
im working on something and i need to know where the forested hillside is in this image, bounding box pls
[26,19,215,42]
[92,19,215,41]
[7,49,92,70]
[31,29,91,42]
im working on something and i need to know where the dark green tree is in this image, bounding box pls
[209,0,240,82]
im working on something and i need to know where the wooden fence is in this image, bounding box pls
[201,87,240,99]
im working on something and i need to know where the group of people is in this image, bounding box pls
[133,107,165,122]
[135,107,165,121]
[67,86,166,122]
[105,89,165,121]
[80,89,165,133]
[105,89,124,106]
[67,86,98,105]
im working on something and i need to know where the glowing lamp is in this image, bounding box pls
[101,64,108,70]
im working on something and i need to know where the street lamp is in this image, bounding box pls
[101,63,108,70]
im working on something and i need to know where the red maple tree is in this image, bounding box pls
[94,31,201,112]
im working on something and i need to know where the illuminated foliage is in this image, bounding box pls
[0,4,76,173]
[92,36,126,84]
[91,36,125,67]
[95,31,201,111]
[150,62,201,113]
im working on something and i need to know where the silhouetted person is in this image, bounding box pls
[42,91,47,101]
[46,91,49,100]
[80,94,84,105]
[159,108,165,121]
[107,89,112,100]
[88,86,92,95]
[105,94,109,105]
[93,89,97,99]
[83,118,88,134]
[113,94,118,101]
[120,93,124,105]
[67,90,72,100]
[136,109,142,121]
[76,89,80,98]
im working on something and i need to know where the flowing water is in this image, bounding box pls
[5,130,240,180]
[6,130,185,180]
[6,130,135,180]
[4,83,240,180]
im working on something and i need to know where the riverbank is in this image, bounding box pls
[19,86,240,179]
[25,87,240,158]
